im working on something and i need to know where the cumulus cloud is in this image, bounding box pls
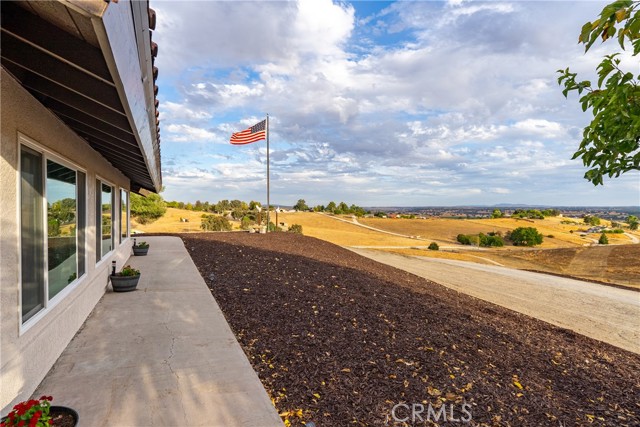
[153,0,636,206]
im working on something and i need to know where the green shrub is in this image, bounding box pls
[288,224,303,234]
[510,227,544,246]
[604,229,624,234]
[428,242,439,251]
[201,215,232,231]
[598,233,609,245]
[240,216,252,230]
[583,215,601,226]
[479,233,504,247]
[457,234,472,245]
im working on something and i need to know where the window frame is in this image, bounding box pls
[18,134,88,334]
[96,177,115,264]
[119,188,130,244]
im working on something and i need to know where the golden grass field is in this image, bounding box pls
[133,209,640,289]
[131,208,206,233]
[278,212,640,288]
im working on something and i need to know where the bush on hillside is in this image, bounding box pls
[241,216,252,230]
[599,233,609,245]
[288,224,303,234]
[201,215,232,232]
[479,233,504,247]
[457,234,472,245]
[428,242,439,251]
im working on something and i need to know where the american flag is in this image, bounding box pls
[230,119,267,145]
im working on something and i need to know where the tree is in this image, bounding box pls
[326,201,337,212]
[249,200,261,211]
[130,192,166,224]
[599,232,610,244]
[293,199,309,211]
[428,242,439,251]
[627,214,639,229]
[510,227,544,246]
[557,1,640,185]
[492,209,503,219]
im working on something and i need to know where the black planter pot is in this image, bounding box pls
[1,406,78,426]
[132,246,149,256]
[50,406,79,426]
[110,274,140,292]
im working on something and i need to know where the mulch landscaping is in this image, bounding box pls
[179,232,640,426]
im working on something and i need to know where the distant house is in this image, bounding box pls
[1,0,161,411]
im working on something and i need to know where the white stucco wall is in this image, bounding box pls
[0,68,134,412]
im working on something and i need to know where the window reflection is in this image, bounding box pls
[47,160,77,299]
[120,190,128,242]
[101,183,113,257]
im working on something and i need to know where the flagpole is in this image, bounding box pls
[266,114,270,233]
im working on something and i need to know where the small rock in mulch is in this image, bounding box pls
[179,232,640,427]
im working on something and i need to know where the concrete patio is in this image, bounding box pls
[33,236,283,427]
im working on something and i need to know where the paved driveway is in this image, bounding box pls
[350,249,640,354]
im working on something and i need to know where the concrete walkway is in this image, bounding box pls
[34,236,283,427]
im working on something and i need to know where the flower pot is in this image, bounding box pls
[49,406,79,426]
[110,274,140,292]
[0,406,78,427]
[132,246,149,256]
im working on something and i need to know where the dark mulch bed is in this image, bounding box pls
[178,232,640,426]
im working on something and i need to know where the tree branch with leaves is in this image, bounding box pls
[558,0,640,185]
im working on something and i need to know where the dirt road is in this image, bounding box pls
[350,248,640,354]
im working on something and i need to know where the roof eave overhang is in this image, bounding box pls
[75,0,162,193]
[0,0,162,194]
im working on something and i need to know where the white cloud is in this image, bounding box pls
[165,124,216,143]
[154,0,635,206]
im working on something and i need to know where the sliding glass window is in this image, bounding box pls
[47,160,78,299]
[97,181,114,260]
[20,143,86,324]
[20,147,45,322]
[120,189,129,243]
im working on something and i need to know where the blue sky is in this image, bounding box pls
[152,0,639,207]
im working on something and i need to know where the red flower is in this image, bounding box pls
[18,422,25,427]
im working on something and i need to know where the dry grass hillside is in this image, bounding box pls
[131,208,205,233]
[133,209,640,288]
[278,212,640,288]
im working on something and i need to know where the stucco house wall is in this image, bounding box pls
[0,68,134,411]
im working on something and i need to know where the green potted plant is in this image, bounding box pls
[110,264,140,292]
[132,238,149,256]
[1,395,78,426]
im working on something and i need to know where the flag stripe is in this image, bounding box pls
[230,119,267,145]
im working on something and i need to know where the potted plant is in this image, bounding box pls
[1,395,78,426]
[132,238,149,256]
[110,265,140,292]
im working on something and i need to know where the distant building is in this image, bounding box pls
[1,0,161,411]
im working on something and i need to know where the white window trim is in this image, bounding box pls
[18,133,88,335]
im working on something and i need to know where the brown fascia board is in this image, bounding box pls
[91,0,162,193]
